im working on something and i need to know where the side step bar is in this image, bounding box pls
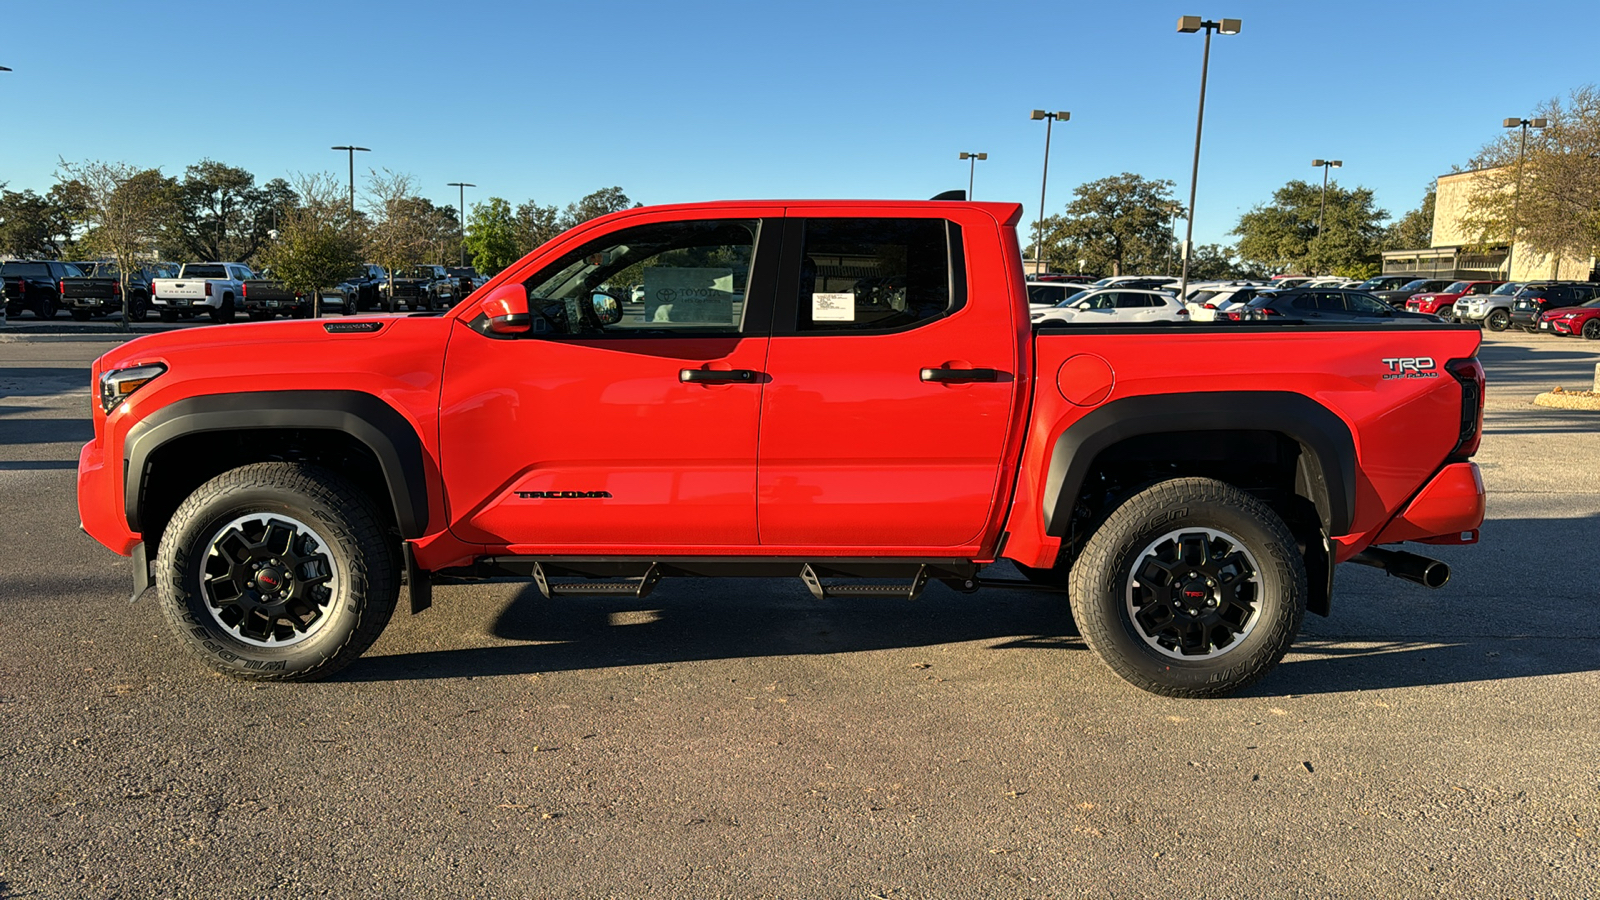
[532,561,662,599]
[801,563,929,600]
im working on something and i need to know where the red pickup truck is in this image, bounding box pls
[77,200,1487,697]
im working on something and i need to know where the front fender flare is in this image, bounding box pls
[122,390,429,537]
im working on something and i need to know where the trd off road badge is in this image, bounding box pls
[1381,357,1439,380]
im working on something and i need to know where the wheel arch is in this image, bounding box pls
[124,390,429,547]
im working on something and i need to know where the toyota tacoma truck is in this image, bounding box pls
[77,200,1487,697]
[151,262,257,323]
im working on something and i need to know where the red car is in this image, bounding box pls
[1406,280,1504,318]
[1542,298,1600,339]
[76,199,1487,698]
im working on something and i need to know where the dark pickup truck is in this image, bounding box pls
[59,262,178,321]
[2,259,86,318]
[384,265,452,311]
[240,275,308,320]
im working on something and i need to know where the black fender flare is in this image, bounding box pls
[1043,391,1357,538]
[123,390,429,537]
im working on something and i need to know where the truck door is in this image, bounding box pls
[756,212,1020,549]
[439,212,778,551]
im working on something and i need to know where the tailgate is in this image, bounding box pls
[155,280,207,298]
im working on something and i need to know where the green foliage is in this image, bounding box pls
[0,183,87,258]
[560,187,637,231]
[462,197,520,275]
[515,200,562,256]
[1032,173,1178,276]
[1385,183,1435,250]
[1186,243,1260,281]
[1232,179,1388,276]
[260,174,364,315]
[57,160,181,328]
[167,160,297,264]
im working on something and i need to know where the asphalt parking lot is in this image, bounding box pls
[1,326,1596,899]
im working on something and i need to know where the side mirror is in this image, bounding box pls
[477,283,532,335]
[1075,301,1091,310]
[591,291,624,326]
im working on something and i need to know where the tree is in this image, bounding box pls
[462,197,520,275]
[58,160,179,329]
[1386,182,1436,250]
[0,183,87,258]
[558,186,637,231]
[1232,180,1388,276]
[1187,243,1259,281]
[364,170,438,311]
[1033,174,1177,276]
[514,200,562,256]
[1459,85,1600,268]
[168,160,296,263]
[259,174,364,318]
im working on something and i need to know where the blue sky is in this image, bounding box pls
[3,0,1596,247]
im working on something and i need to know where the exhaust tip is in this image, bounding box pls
[1419,560,1450,589]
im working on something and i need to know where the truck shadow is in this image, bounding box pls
[347,511,1599,696]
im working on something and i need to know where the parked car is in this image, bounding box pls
[241,271,309,320]
[1452,282,1525,330]
[1026,281,1089,309]
[75,197,1487,696]
[1091,275,1179,290]
[1033,288,1188,324]
[445,267,489,303]
[1373,278,1454,309]
[1185,283,1270,322]
[328,264,389,314]
[58,261,178,321]
[1540,298,1600,339]
[2,259,86,318]
[1246,289,1441,323]
[1509,282,1600,333]
[383,264,453,311]
[1032,273,1097,284]
[1269,276,1315,291]
[1352,275,1421,293]
[151,263,257,323]
[1405,280,1504,319]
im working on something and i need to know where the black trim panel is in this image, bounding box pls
[122,390,430,537]
[1043,391,1357,537]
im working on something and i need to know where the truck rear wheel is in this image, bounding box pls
[1068,477,1307,698]
[1485,308,1510,331]
[154,462,399,682]
[211,295,237,324]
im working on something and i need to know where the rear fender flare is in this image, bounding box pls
[1043,391,1356,538]
[123,390,429,537]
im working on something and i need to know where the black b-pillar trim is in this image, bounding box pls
[122,390,430,537]
[1043,391,1357,537]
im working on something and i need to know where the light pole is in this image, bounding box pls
[1502,116,1547,279]
[447,182,475,267]
[331,145,370,214]
[1029,111,1069,275]
[1163,203,1186,276]
[1175,15,1241,302]
[1311,159,1342,243]
[959,152,988,200]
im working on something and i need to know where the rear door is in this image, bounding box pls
[755,210,1020,549]
[439,211,779,550]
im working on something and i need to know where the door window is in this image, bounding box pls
[522,219,759,335]
[786,218,964,332]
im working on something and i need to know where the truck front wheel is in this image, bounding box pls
[1485,308,1510,331]
[1068,477,1307,698]
[155,462,399,681]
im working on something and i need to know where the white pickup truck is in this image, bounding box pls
[150,262,256,323]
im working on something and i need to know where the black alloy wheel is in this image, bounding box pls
[1584,319,1600,340]
[1485,309,1510,331]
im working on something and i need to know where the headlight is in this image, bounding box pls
[99,363,166,414]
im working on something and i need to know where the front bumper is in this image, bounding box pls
[78,438,139,556]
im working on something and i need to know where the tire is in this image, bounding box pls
[159,309,179,323]
[211,294,237,324]
[70,309,91,321]
[1485,308,1510,331]
[130,293,149,321]
[1584,319,1600,340]
[1068,477,1307,698]
[247,310,273,321]
[154,462,399,681]
[343,297,357,317]
[1522,325,1538,334]
[37,292,59,318]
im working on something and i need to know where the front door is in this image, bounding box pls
[439,212,778,551]
[756,212,1021,550]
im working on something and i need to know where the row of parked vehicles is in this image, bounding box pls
[0,259,489,324]
[1022,272,1600,336]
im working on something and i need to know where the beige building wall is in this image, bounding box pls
[1432,167,1593,281]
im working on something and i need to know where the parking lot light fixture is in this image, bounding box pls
[1502,117,1547,279]
[447,182,475,267]
[331,145,371,214]
[1030,111,1070,276]
[959,152,988,200]
[1175,15,1241,303]
[1312,159,1343,242]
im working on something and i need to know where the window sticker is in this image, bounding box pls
[812,292,855,321]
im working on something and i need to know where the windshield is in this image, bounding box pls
[1442,282,1471,293]
[180,264,227,279]
[1399,279,1429,290]
[1490,282,1522,296]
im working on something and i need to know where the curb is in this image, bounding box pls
[1533,391,1600,411]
